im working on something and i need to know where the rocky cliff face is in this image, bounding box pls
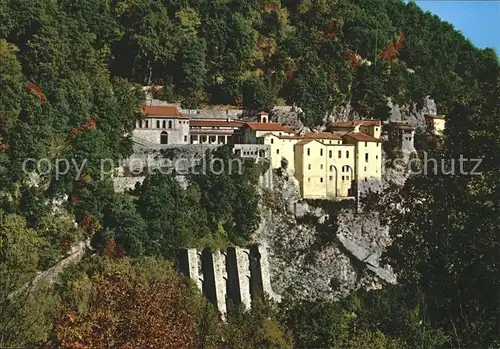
[256,171,395,302]
[325,97,438,128]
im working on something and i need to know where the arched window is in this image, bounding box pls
[139,120,143,128]
[160,131,168,145]
[162,120,166,128]
[168,120,173,129]
[156,120,160,128]
[330,165,334,172]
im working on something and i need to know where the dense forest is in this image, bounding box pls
[0,0,499,348]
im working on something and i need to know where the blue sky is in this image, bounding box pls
[412,0,500,53]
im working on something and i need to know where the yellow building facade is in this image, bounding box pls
[342,133,382,183]
[237,114,383,200]
[293,138,361,199]
[425,115,446,136]
[261,133,299,172]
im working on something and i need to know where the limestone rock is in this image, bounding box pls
[258,171,396,302]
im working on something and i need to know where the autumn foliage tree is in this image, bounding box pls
[50,258,209,349]
[379,32,406,61]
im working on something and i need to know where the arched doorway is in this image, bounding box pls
[328,165,338,198]
[340,165,354,197]
[160,131,168,145]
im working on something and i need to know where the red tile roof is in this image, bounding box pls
[342,132,381,142]
[260,133,302,139]
[394,124,414,131]
[329,119,381,127]
[245,122,295,134]
[190,120,245,128]
[190,131,235,135]
[295,139,315,146]
[303,131,343,140]
[142,105,188,118]
[359,119,382,127]
[425,114,446,120]
[280,135,303,139]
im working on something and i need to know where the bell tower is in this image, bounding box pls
[257,111,269,123]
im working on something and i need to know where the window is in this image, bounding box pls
[162,120,166,128]
[308,164,311,170]
[330,165,334,172]
[271,138,274,144]
[307,148,310,156]
[160,131,168,145]
[338,151,341,158]
[377,143,380,147]
[365,141,367,147]
[320,149,323,156]
[346,151,349,158]
[156,120,160,128]
[139,120,143,128]
[168,120,172,129]
[365,153,369,162]
[329,176,333,181]
[320,177,323,183]
[376,155,378,160]
[346,176,349,180]
[329,150,332,158]
[342,176,345,180]
[276,149,280,154]
[329,141,332,144]
[320,164,323,169]
[308,178,311,182]
[184,135,187,142]
[145,120,149,128]
[375,127,378,131]
[342,165,348,173]
[364,166,367,172]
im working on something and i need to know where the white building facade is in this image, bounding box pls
[133,105,190,145]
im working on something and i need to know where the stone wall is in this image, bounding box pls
[180,108,245,119]
[176,246,275,318]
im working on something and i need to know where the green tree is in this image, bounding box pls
[136,172,193,257]
[376,64,500,347]
[0,213,59,347]
[225,300,293,349]
[280,297,359,348]
[242,77,275,112]
[100,194,147,257]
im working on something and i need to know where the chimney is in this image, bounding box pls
[353,124,360,133]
